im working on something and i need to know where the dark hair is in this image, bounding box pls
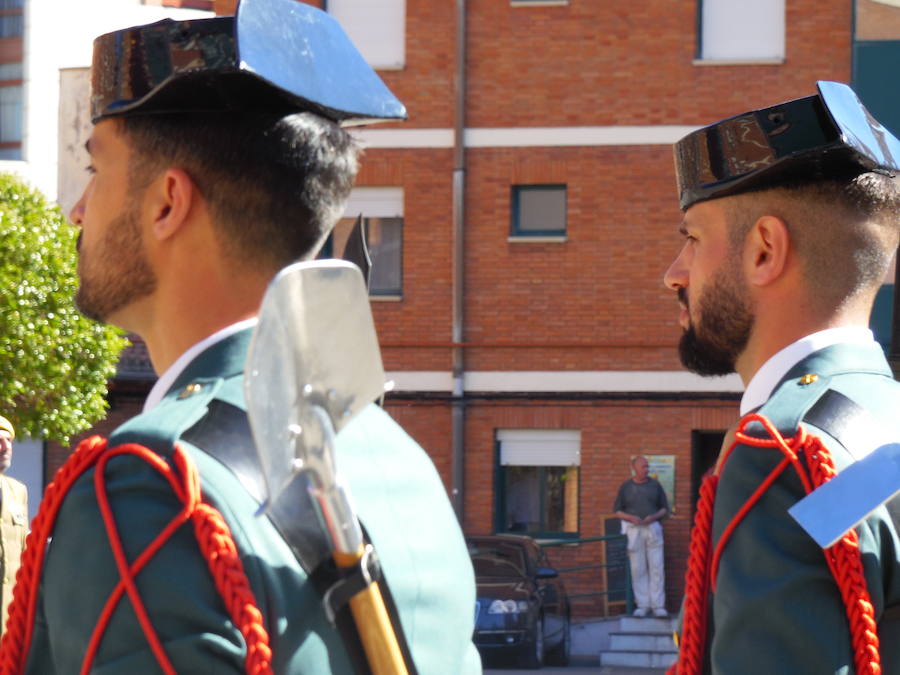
[726,172,900,310]
[120,111,360,268]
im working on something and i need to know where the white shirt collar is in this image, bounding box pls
[739,326,875,415]
[142,318,259,413]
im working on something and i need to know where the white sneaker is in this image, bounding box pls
[652,608,668,618]
[633,608,649,617]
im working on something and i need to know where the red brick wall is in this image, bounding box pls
[463,0,849,128]
[462,144,683,371]
[357,151,457,371]
[356,0,856,373]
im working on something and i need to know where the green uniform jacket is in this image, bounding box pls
[25,329,482,674]
[708,342,900,674]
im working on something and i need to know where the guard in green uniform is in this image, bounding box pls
[665,82,900,673]
[16,1,481,672]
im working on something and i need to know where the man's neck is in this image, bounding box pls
[141,310,259,375]
[735,303,873,386]
[738,325,877,415]
[119,267,272,375]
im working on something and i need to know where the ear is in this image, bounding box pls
[147,168,195,241]
[744,214,790,287]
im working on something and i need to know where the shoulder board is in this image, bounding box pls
[789,389,900,548]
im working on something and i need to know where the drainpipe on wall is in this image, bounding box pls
[450,0,467,523]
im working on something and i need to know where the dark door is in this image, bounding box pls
[690,430,725,520]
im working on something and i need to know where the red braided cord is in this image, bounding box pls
[667,472,718,675]
[82,444,198,674]
[670,414,882,675]
[192,503,273,673]
[804,437,881,675]
[0,436,109,674]
[0,435,273,675]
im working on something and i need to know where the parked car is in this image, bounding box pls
[466,533,571,669]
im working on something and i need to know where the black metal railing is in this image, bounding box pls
[539,534,633,615]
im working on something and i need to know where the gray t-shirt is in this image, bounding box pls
[613,478,669,520]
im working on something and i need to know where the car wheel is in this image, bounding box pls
[516,615,544,669]
[545,614,570,666]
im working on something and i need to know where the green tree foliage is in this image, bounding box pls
[0,173,128,443]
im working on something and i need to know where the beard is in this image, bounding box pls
[75,203,157,324]
[677,264,754,376]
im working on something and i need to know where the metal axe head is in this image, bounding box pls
[244,259,386,507]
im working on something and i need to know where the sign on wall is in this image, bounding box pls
[646,454,676,515]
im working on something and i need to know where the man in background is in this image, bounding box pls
[613,455,668,618]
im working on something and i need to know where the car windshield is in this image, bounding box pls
[468,542,528,578]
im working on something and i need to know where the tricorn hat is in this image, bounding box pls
[90,0,407,125]
[674,81,900,210]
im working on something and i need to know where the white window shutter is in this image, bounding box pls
[702,0,785,61]
[342,187,404,218]
[497,429,581,467]
[328,0,406,69]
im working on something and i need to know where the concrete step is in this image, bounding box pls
[609,632,678,653]
[601,649,678,669]
[619,616,675,634]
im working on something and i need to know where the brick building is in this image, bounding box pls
[36,0,900,616]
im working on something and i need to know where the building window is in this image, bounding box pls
[698,0,785,61]
[0,0,22,160]
[510,184,566,238]
[0,0,22,38]
[0,83,21,155]
[495,429,580,538]
[327,0,405,69]
[322,187,403,298]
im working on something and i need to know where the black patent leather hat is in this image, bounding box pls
[90,0,407,125]
[674,81,900,210]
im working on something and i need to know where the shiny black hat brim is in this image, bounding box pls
[90,0,407,125]
[674,81,900,210]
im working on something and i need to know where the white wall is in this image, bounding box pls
[23,0,213,205]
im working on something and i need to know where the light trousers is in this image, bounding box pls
[622,520,665,610]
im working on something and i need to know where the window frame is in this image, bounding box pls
[0,77,21,152]
[0,0,23,158]
[325,0,406,70]
[695,0,786,64]
[493,430,581,540]
[325,187,404,299]
[362,215,403,298]
[509,184,568,239]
